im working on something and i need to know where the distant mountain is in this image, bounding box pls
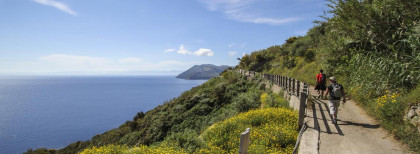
[176,64,231,80]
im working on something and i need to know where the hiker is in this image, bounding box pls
[324,77,346,124]
[315,69,327,99]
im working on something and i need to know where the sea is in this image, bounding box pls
[0,76,206,154]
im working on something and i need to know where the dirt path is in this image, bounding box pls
[238,70,411,153]
[306,86,410,154]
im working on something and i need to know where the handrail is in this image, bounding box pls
[237,69,309,153]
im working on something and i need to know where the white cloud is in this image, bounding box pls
[199,0,299,25]
[158,60,189,66]
[175,44,213,56]
[228,51,237,56]
[228,42,246,48]
[32,54,199,74]
[177,44,191,55]
[32,0,78,15]
[164,49,175,53]
[201,0,251,11]
[39,54,107,66]
[228,42,235,48]
[193,48,214,56]
[251,17,300,25]
[118,58,143,64]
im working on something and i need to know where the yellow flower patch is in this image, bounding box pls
[201,108,298,154]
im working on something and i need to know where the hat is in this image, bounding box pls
[329,76,336,81]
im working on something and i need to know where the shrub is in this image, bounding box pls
[163,129,205,153]
[126,144,186,154]
[261,92,289,108]
[233,90,261,112]
[376,91,404,124]
[304,49,316,62]
[79,144,187,154]
[202,108,298,153]
[79,144,129,154]
[118,131,143,145]
[133,112,145,121]
[125,121,138,131]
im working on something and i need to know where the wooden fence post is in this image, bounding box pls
[239,128,251,154]
[274,75,276,85]
[282,76,285,87]
[298,92,307,129]
[292,78,295,95]
[297,80,300,97]
[271,75,273,83]
[280,76,282,87]
[275,75,278,85]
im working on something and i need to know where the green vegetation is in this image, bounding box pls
[238,0,420,152]
[27,0,420,153]
[27,70,287,154]
[78,108,298,154]
[261,91,289,108]
[202,108,298,153]
[79,144,187,154]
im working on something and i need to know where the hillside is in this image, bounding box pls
[176,64,231,80]
[26,70,297,153]
[237,0,420,152]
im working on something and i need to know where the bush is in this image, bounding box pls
[201,108,298,153]
[80,145,129,154]
[118,131,143,145]
[125,121,138,131]
[261,92,289,108]
[375,91,404,124]
[304,49,316,62]
[233,90,261,112]
[79,144,187,154]
[126,144,186,154]
[133,112,145,121]
[163,129,205,153]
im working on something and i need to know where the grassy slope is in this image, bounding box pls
[78,108,299,154]
[26,70,270,154]
[236,1,420,152]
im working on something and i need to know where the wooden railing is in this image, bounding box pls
[237,69,309,154]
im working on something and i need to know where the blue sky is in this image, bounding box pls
[0,0,328,75]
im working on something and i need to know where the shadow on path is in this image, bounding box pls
[339,120,380,129]
[317,101,332,134]
[312,99,345,136]
[311,102,320,132]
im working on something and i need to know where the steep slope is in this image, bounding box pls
[26,71,265,154]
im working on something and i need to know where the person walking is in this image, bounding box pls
[315,69,327,99]
[324,77,346,124]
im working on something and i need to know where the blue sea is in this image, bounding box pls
[0,76,206,154]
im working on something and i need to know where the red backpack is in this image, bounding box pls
[318,73,326,84]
